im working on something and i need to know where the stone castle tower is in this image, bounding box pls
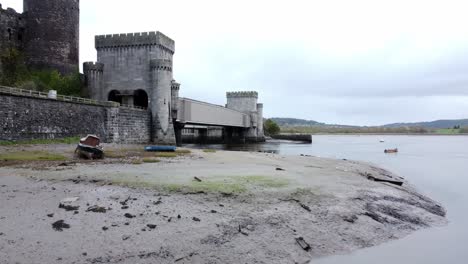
[84,32,177,145]
[226,92,264,142]
[0,0,79,75]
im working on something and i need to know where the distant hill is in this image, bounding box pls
[269,117,468,129]
[270,118,324,127]
[383,119,468,129]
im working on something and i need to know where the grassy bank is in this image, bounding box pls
[0,137,80,146]
[0,151,66,161]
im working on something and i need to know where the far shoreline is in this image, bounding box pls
[280,133,468,136]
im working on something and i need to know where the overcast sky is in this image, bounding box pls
[3,0,468,125]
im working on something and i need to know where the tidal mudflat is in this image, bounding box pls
[0,144,446,263]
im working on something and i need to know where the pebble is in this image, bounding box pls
[124,213,135,218]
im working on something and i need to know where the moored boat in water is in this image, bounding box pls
[384,148,398,153]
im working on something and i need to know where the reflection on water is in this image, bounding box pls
[186,135,468,264]
[183,139,307,154]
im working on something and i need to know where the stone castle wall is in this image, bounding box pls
[91,32,174,102]
[23,0,80,74]
[85,31,177,145]
[0,1,79,75]
[0,5,25,74]
[226,91,258,112]
[106,107,151,143]
[0,5,24,52]
[0,93,151,143]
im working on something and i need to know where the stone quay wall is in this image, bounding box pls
[0,92,151,144]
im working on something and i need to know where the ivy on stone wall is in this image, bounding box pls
[0,48,82,96]
[0,48,29,86]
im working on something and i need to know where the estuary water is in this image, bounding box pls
[185,135,468,263]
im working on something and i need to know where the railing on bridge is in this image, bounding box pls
[0,85,147,110]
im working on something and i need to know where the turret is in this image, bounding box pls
[150,59,176,145]
[226,91,258,112]
[257,103,265,140]
[83,62,104,100]
[171,80,180,119]
[23,0,79,75]
[226,91,264,142]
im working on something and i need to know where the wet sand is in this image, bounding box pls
[0,144,446,263]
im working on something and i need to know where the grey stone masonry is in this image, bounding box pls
[0,1,80,75]
[83,62,104,99]
[0,92,151,144]
[84,30,177,145]
[95,31,174,53]
[171,80,180,117]
[23,0,80,75]
[0,5,25,52]
[106,107,151,144]
[226,91,265,142]
[0,4,25,75]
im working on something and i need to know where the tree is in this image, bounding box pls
[264,119,280,135]
[0,48,82,96]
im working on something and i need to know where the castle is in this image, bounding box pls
[0,0,79,75]
[83,32,264,144]
[0,0,264,145]
[83,32,178,144]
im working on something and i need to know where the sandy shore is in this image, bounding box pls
[0,144,446,264]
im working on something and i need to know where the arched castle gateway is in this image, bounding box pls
[84,31,265,145]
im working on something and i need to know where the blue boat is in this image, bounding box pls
[144,145,176,152]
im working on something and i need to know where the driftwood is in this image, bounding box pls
[295,237,311,251]
[367,176,403,186]
[194,177,202,182]
[279,198,312,212]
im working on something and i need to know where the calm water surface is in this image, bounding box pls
[186,135,468,263]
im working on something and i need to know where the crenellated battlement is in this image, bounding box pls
[226,91,258,98]
[83,62,104,72]
[0,4,21,15]
[171,80,180,91]
[150,59,173,72]
[95,31,175,53]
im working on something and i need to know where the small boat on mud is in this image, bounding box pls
[144,145,176,152]
[384,148,398,153]
[75,135,104,159]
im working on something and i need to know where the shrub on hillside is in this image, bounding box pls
[264,119,280,135]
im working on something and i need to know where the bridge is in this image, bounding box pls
[177,98,250,128]
[173,92,264,144]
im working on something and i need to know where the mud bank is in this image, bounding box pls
[0,144,446,264]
